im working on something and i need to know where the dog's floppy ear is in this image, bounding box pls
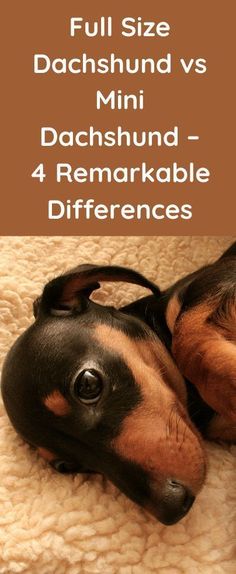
[33,264,161,317]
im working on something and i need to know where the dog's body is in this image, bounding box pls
[1,242,236,525]
[122,240,236,442]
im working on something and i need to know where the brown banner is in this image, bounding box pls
[2,1,235,234]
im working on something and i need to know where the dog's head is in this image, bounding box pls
[1,264,206,525]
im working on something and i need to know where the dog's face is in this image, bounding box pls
[1,265,206,525]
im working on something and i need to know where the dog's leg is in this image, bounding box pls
[206,414,236,442]
[172,292,236,424]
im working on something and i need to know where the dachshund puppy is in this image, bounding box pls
[1,243,235,524]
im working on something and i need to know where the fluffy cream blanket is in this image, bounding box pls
[0,236,235,574]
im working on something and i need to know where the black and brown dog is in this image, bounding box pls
[1,242,236,525]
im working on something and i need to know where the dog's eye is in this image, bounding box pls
[52,460,78,474]
[73,369,103,404]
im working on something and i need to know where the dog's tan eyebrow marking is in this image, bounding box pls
[44,390,70,416]
[166,293,181,333]
[94,323,186,402]
[94,323,165,375]
[38,447,57,462]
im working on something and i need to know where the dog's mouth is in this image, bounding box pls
[102,446,201,525]
[117,449,205,524]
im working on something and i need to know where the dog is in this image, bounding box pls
[1,242,236,525]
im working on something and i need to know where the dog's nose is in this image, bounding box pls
[161,479,195,524]
[150,479,195,525]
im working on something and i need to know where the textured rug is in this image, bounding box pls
[0,236,235,574]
